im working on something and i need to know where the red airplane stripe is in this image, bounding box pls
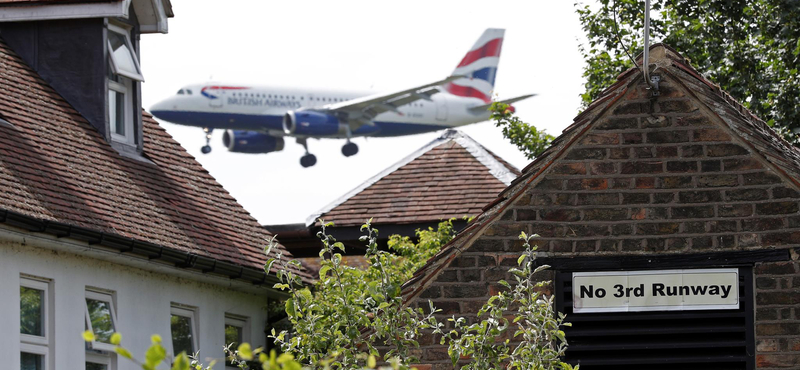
[445,83,491,103]
[456,38,503,68]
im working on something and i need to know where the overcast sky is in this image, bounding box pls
[140,0,589,226]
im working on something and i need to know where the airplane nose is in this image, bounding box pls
[149,97,176,119]
[149,97,187,124]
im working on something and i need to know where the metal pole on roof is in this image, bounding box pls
[643,0,652,87]
[642,0,659,95]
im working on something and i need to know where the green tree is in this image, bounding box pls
[576,0,800,142]
[268,220,452,368]
[491,103,555,160]
[444,233,574,370]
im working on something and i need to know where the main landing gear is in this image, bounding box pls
[297,138,317,168]
[341,141,359,157]
[200,127,213,154]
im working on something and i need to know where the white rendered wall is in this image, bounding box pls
[0,226,276,370]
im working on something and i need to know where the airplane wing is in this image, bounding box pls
[321,75,464,127]
[468,94,537,114]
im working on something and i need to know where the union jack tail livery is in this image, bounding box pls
[445,28,505,103]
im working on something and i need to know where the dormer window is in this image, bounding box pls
[107,23,142,146]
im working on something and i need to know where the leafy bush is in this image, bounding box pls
[88,222,575,370]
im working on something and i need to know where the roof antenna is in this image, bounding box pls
[642,0,660,96]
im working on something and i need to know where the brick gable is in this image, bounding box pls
[401,45,800,369]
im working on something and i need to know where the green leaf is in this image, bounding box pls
[285,299,296,317]
[238,342,253,360]
[171,352,190,370]
[110,332,122,345]
[144,343,166,369]
[82,330,95,342]
[114,347,133,359]
[318,264,330,278]
[264,258,276,273]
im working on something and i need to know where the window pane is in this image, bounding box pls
[109,90,125,136]
[86,362,107,370]
[86,298,115,343]
[224,324,242,347]
[20,286,44,336]
[108,30,141,78]
[21,352,43,370]
[171,314,195,355]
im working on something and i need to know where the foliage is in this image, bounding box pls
[491,102,555,159]
[268,219,449,369]
[576,0,800,143]
[81,331,201,370]
[442,233,575,370]
[82,330,307,370]
[88,220,574,370]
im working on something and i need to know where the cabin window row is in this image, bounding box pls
[227,92,425,107]
[18,274,250,370]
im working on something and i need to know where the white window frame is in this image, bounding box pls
[108,76,134,144]
[84,289,118,352]
[20,343,48,370]
[170,304,199,356]
[20,275,52,370]
[224,314,249,370]
[86,351,115,370]
[224,314,250,344]
[107,22,144,82]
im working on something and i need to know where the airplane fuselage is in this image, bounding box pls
[151,84,491,138]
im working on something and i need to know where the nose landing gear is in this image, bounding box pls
[297,138,317,168]
[201,127,213,154]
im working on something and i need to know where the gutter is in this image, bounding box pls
[0,208,284,287]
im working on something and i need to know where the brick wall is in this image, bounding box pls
[407,74,800,369]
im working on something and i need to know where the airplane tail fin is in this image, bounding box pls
[444,28,505,103]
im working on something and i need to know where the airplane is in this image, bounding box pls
[149,28,534,168]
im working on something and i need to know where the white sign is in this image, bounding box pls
[572,269,739,313]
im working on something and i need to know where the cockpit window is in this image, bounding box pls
[186,89,193,95]
[177,89,185,95]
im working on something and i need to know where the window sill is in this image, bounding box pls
[110,140,154,165]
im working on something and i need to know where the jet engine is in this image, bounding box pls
[222,130,285,154]
[283,111,348,136]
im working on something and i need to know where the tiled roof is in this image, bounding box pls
[309,129,521,227]
[401,43,800,301]
[0,37,308,282]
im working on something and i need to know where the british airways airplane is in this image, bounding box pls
[150,28,533,167]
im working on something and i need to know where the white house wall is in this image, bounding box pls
[0,226,273,370]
